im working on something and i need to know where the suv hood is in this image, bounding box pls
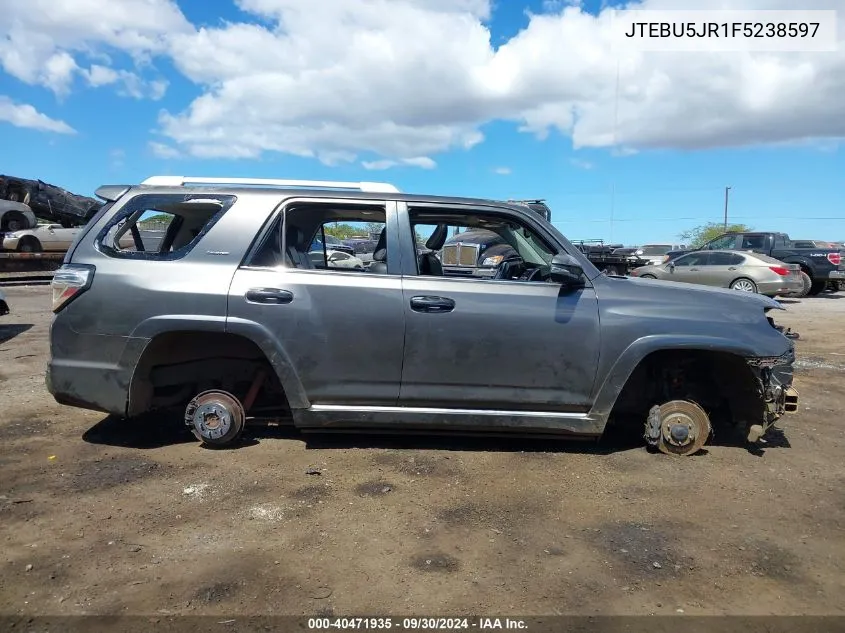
[593,275,786,331]
[619,275,783,311]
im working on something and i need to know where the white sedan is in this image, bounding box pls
[308,249,366,270]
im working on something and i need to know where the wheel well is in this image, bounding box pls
[128,331,290,418]
[1,210,28,230]
[607,349,762,432]
[798,265,813,280]
[18,235,41,247]
[729,276,756,288]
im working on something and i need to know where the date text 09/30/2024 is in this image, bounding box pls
[307,617,527,630]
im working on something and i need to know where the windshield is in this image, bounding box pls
[640,245,672,255]
[511,226,555,265]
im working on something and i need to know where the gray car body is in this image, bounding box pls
[47,184,795,438]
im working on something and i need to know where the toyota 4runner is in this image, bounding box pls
[46,175,799,456]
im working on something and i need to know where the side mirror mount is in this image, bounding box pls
[550,253,585,288]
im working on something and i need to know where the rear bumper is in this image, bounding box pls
[828,270,845,280]
[759,279,803,296]
[46,360,130,416]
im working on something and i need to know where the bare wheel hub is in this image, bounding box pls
[184,391,244,444]
[651,400,711,456]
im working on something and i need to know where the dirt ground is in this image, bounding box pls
[1,285,844,618]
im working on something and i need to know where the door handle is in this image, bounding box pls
[410,295,455,313]
[245,288,293,304]
[690,268,699,271]
[728,267,737,270]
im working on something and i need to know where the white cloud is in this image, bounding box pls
[362,156,437,170]
[149,141,182,159]
[1,0,844,164]
[155,0,845,163]
[0,0,188,96]
[82,65,169,100]
[493,166,512,175]
[0,95,75,133]
[110,148,125,169]
[569,158,594,170]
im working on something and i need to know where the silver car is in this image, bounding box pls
[630,249,804,297]
[45,175,799,457]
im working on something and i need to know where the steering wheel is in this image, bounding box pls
[521,267,543,282]
[492,255,525,280]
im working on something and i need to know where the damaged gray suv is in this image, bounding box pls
[47,176,798,456]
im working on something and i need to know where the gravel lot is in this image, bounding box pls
[1,286,844,617]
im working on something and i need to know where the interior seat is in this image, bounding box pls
[369,228,388,274]
[285,225,314,269]
[418,224,448,276]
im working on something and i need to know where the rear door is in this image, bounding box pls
[227,199,406,408]
[701,252,744,287]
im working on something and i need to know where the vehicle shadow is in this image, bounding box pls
[82,413,199,450]
[0,323,33,344]
[81,412,780,456]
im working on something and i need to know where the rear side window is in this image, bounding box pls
[97,193,236,260]
[709,252,743,265]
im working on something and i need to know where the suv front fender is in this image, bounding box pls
[589,335,761,421]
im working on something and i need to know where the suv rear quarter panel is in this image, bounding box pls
[49,188,283,415]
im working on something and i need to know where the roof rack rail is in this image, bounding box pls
[140,175,400,193]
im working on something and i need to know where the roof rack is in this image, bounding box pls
[140,176,400,193]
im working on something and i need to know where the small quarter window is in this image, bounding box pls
[97,194,236,260]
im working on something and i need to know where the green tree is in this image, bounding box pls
[679,222,754,248]
[322,223,360,239]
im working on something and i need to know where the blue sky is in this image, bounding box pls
[1,0,843,245]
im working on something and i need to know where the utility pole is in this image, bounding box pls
[723,186,731,229]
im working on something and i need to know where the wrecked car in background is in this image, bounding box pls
[47,175,798,457]
[0,175,102,229]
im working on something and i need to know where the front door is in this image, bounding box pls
[669,251,711,285]
[227,199,406,407]
[398,206,601,413]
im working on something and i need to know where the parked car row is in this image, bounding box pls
[2,223,82,252]
[629,249,805,297]
[665,231,845,297]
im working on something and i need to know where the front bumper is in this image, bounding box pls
[442,266,495,278]
[746,351,798,432]
[2,236,20,250]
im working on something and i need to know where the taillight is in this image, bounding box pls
[51,265,94,313]
[769,266,790,276]
[828,252,841,265]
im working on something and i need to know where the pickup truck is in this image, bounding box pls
[666,232,845,296]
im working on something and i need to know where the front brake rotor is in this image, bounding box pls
[654,400,711,456]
